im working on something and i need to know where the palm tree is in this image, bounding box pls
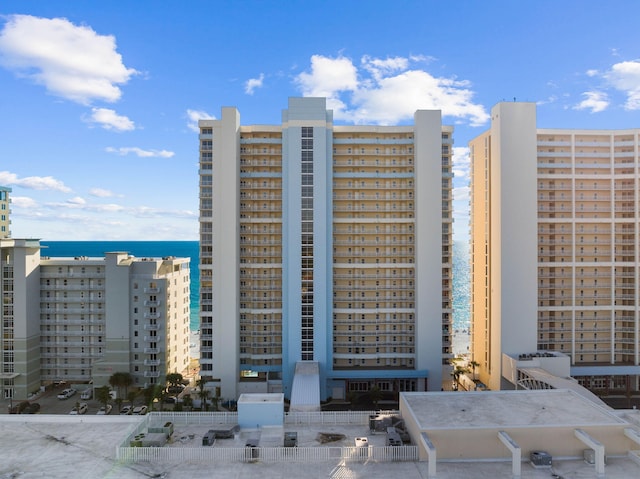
[156,385,168,412]
[182,393,193,411]
[109,372,134,399]
[121,372,133,397]
[127,390,138,406]
[369,385,382,409]
[166,373,183,387]
[469,360,480,381]
[142,385,156,409]
[108,372,124,397]
[199,388,211,411]
[451,365,470,391]
[95,385,111,410]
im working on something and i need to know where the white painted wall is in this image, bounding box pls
[212,108,241,400]
[489,103,539,390]
[414,110,444,390]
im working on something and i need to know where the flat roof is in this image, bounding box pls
[238,393,284,403]
[402,389,626,429]
[2,413,640,478]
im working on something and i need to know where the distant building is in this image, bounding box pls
[0,240,190,401]
[0,186,10,238]
[198,97,454,401]
[470,102,640,393]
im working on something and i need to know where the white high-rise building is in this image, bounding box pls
[0,240,191,401]
[199,97,453,402]
[470,102,640,393]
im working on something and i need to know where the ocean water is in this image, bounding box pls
[452,241,470,331]
[41,240,471,334]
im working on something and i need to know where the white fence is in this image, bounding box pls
[142,410,398,427]
[116,410,418,464]
[118,444,418,463]
[285,410,398,425]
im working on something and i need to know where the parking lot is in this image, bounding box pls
[4,382,199,416]
[4,384,126,415]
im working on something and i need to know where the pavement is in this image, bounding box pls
[3,383,148,417]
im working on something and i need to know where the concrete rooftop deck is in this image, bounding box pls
[2,413,640,478]
[403,389,625,429]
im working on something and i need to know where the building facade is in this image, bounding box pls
[1,240,191,401]
[199,97,453,401]
[470,101,640,392]
[0,186,10,239]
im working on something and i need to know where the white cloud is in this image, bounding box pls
[0,14,137,104]
[586,69,599,77]
[361,55,409,79]
[453,185,470,203]
[295,55,359,117]
[9,195,38,209]
[294,54,488,126]
[105,146,174,158]
[0,170,71,192]
[48,199,125,213]
[87,107,135,131]
[245,73,265,95]
[67,196,86,205]
[452,147,470,180]
[605,60,640,110]
[186,109,215,132]
[130,206,197,218]
[536,95,558,106]
[89,187,116,198]
[574,91,609,113]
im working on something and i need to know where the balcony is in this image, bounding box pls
[144,359,161,366]
[144,287,160,294]
[144,371,160,378]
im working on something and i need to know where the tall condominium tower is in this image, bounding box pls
[0,186,10,238]
[0,241,191,401]
[470,102,640,392]
[199,97,453,402]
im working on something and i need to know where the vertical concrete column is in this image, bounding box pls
[574,429,605,477]
[498,431,521,479]
[420,432,437,477]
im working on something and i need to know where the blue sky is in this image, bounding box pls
[1,1,640,241]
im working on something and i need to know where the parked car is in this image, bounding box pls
[167,385,184,394]
[69,402,88,415]
[80,388,93,400]
[96,404,113,415]
[119,405,133,415]
[164,395,178,404]
[57,388,77,400]
[132,405,148,415]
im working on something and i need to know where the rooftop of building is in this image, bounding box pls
[402,389,625,430]
[2,411,640,479]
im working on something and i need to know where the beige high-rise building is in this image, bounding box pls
[199,97,453,402]
[470,101,640,393]
[0,240,191,401]
[0,186,10,239]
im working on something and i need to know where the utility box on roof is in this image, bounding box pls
[530,451,552,468]
[237,393,284,429]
